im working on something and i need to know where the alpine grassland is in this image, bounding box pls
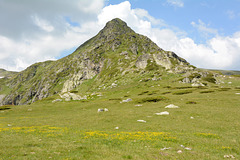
[0,73,239,160]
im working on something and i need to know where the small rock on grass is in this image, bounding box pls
[155,111,169,115]
[165,104,179,109]
[177,150,183,154]
[224,155,235,159]
[137,120,146,123]
[97,108,109,112]
[161,147,171,151]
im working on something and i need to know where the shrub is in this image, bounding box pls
[172,90,192,95]
[0,105,12,110]
[138,91,149,95]
[70,90,78,93]
[161,91,171,95]
[200,90,215,94]
[145,60,159,71]
[186,101,197,104]
[202,77,216,84]
[218,88,231,91]
[136,96,168,103]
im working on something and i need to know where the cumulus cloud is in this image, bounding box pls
[0,0,240,71]
[191,20,218,39]
[0,0,105,71]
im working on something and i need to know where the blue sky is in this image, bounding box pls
[108,0,240,43]
[0,0,240,71]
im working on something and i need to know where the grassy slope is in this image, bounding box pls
[0,74,239,160]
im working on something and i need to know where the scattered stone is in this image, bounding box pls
[152,77,161,81]
[137,120,146,123]
[235,93,240,95]
[165,104,179,109]
[97,108,109,112]
[184,147,192,151]
[155,111,169,115]
[161,147,171,151]
[180,145,185,148]
[182,77,191,83]
[135,104,143,107]
[177,150,183,154]
[192,83,204,87]
[7,124,12,127]
[111,83,117,87]
[115,127,119,130]
[52,99,62,103]
[122,98,132,103]
[59,92,87,101]
[228,82,232,84]
[190,116,194,119]
[28,109,32,111]
[224,155,235,159]
[98,109,104,112]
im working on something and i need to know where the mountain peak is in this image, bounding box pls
[99,18,134,37]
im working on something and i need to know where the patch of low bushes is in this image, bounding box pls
[173,86,193,89]
[186,101,197,104]
[200,90,215,94]
[0,105,12,110]
[218,88,231,91]
[172,90,192,95]
[202,76,216,84]
[138,91,149,95]
[109,98,122,101]
[161,91,171,95]
[136,96,168,103]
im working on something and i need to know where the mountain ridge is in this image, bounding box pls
[1,18,209,105]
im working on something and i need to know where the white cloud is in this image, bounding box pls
[0,0,105,71]
[167,0,184,8]
[191,19,218,39]
[32,15,54,32]
[226,10,240,20]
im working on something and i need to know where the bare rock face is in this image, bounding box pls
[0,95,5,105]
[135,54,151,69]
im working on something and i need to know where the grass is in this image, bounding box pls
[0,74,239,159]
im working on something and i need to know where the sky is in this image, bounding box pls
[0,0,240,71]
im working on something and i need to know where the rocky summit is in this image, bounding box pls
[0,18,214,105]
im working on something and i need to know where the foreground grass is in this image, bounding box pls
[0,75,239,159]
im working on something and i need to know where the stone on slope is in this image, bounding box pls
[165,104,179,109]
[155,111,169,115]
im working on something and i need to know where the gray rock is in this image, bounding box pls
[59,92,86,101]
[182,77,191,83]
[191,83,204,87]
[122,98,132,103]
[0,94,5,105]
[165,104,179,109]
[52,99,62,103]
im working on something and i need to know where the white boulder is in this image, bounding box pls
[165,104,179,109]
[155,111,169,115]
[137,120,146,123]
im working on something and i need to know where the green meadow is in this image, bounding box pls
[0,74,239,160]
